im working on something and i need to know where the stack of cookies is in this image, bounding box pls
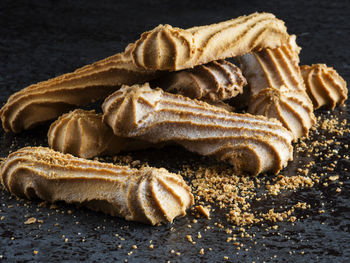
[0,12,347,225]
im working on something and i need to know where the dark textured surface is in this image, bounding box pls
[0,0,350,262]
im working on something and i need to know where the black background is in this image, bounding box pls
[0,0,349,262]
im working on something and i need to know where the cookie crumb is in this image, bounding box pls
[24,217,36,225]
[195,205,210,219]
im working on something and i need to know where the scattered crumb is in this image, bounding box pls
[195,205,210,219]
[24,217,36,225]
[39,201,47,207]
[186,234,195,244]
[328,175,339,181]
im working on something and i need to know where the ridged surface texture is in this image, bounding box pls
[0,147,194,225]
[48,109,152,159]
[238,35,316,141]
[0,46,160,133]
[154,60,247,104]
[131,12,289,71]
[300,64,348,110]
[102,83,293,175]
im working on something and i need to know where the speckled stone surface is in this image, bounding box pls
[0,0,349,262]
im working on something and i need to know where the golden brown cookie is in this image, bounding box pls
[0,147,194,225]
[154,60,246,105]
[102,83,293,175]
[0,47,160,133]
[131,12,289,71]
[238,35,316,141]
[300,64,347,110]
[48,109,153,158]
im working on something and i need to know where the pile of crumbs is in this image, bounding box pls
[182,165,313,226]
[181,110,349,229]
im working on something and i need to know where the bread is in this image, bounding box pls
[131,12,289,71]
[102,83,293,175]
[238,35,316,141]
[48,109,153,158]
[300,64,347,109]
[153,60,246,104]
[0,147,194,225]
[0,47,160,133]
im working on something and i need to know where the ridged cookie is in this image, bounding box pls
[48,109,153,158]
[0,46,160,133]
[131,12,289,70]
[102,83,293,175]
[153,60,246,104]
[238,35,316,141]
[300,64,347,110]
[0,147,193,225]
